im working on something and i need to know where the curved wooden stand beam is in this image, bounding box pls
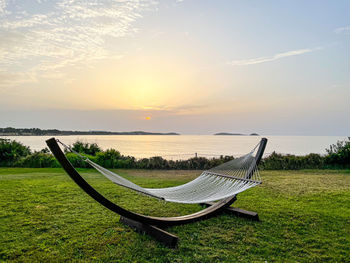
[46,137,267,247]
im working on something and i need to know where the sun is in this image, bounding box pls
[145,116,151,120]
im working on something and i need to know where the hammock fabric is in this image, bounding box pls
[59,140,262,204]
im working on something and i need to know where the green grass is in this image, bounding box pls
[0,168,349,262]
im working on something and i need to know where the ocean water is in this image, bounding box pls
[2,135,347,159]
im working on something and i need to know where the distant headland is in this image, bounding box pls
[0,127,180,136]
[214,132,260,136]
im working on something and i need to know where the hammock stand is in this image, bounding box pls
[46,137,267,248]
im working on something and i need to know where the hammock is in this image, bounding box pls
[58,140,262,204]
[47,137,267,247]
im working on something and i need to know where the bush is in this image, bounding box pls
[260,152,326,170]
[303,153,325,169]
[16,152,59,168]
[1,138,350,170]
[95,149,122,168]
[325,137,350,168]
[66,152,96,168]
[143,156,170,169]
[116,158,136,169]
[68,141,102,156]
[133,155,233,170]
[0,139,31,166]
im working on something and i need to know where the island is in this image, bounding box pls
[214,132,260,136]
[214,133,244,136]
[0,127,180,136]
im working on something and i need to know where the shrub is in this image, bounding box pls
[66,152,96,168]
[0,139,31,166]
[302,153,325,169]
[39,147,50,154]
[325,137,350,168]
[68,141,102,156]
[116,158,136,169]
[148,156,170,169]
[95,149,122,168]
[188,157,212,170]
[261,152,302,170]
[16,152,59,168]
[1,138,350,170]
[137,158,151,169]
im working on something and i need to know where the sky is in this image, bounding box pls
[0,0,349,135]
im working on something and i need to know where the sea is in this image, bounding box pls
[1,135,348,159]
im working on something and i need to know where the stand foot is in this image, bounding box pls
[120,216,178,248]
[200,202,259,221]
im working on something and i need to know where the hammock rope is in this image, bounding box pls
[57,139,262,204]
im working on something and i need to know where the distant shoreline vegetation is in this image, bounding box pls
[214,132,260,136]
[0,127,179,136]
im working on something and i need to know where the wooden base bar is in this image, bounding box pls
[120,216,178,248]
[200,202,259,221]
[225,207,259,221]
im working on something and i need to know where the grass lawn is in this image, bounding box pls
[0,168,349,262]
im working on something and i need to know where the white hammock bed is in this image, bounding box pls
[59,139,262,204]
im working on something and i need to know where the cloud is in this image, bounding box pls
[0,70,37,88]
[0,0,158,86]
[0,0,6,14]
[227,47,322,66]
[334,25,350,34]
